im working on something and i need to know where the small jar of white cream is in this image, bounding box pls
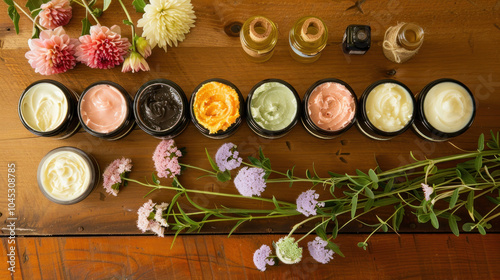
[413,79,476,141]
[18,80,80,139]
[357,80,415,140]
[37,147,99,204]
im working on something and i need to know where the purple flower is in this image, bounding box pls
[296,190,325,217]
[215,142,242,171]
[253,244,275,271]
[102,157,132,196]
[421,183,433,201]
[307,237,334,264]
[234,167,266,197]
[137,199,169,237]
[153,139,183,179]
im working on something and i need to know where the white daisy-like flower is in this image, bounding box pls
[137,0,196,52]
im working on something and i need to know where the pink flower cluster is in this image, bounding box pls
[39,0,72,30]
[102,157,133,196]
[137,200,169,237]
[153,139,183,179]
[26,24,131,75]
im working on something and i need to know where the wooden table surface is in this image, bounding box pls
[1,0,500,278]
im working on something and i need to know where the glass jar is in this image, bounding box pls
[240,16,278,63]
[18,79,80,139]
[289,16,328,63]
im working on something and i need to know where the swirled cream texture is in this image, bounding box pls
[366,83,413,132]
[20,83,68,132]
[193,82,240,134]
[423,82,474,133]
[308,82,356,131]
[80,84,127,133]
[250,82,297,131]
[39,151,91,201]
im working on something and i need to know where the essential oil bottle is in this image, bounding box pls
[342,25,371,55]
[289,16,328,63]
[240,16,278,63]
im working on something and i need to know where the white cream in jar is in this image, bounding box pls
[423,82,474,133]
[38,149,92,202]
[366,83,413,132]
[20,83,68,132]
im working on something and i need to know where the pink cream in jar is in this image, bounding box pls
[302,79,357,139]
[78,82,134,140]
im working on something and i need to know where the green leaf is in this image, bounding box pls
[449,188,460,209]
[152,172,160,185]
[327,241,345,258]
[92,8,103,17]
[228,219,247,237]
[7,5,20,34]
[132,0,147,12]
[392,205,404,231]
[477,224,486,235]
[356,169,368,178]
[474,155,483,172]
[332,219,339,239]
[462,222,475,232]
[315,223,328,240]
[346,174,369,187]
[478,133,484,151]
[306,169,312,179]
[486,196,500,205]
[457,167,476,185]
[384,178,394,193]
[357,242,368,250]
[248,156,261,167]
[31,25,40,39]
[103,0,112,11]
[368,169,378,183]
[466,191,475,221]
[351,194,358,219]
[258,147,265,160]
[216,171,231,182]
[286,166,295,179]
[418,213,430,223]
[381,224,388,232]
[205,148,220,172]
[364,187,374,200]
[272,196,281,210]
[364,198,374,212]
[25,0,49,12]
[328,171,343,178]
[81,17,91,35]
[449,215,459,236]
[429,211,439,229]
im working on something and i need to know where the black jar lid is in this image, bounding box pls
[78,81,135,140]
[246,79,300,139]
[302,78,358,139]
[134,79,189,138]
[18,79,79,138]
[189,78,245,139]
[357,79,416,140]
[413,78,476,141]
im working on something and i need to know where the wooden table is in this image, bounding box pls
[1,0,500,278]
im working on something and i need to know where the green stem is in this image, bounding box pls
[118,0,136,50]
[297,218,331,243]
[80,0,100,25]
[287,215,328,237]
[180,163,216,175]
[13,1,44,30]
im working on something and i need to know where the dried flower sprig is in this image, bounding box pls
[105,131,500,271]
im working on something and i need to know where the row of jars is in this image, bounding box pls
[18,78,475,142]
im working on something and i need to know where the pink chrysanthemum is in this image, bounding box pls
[102,157,132,196]
[253,244,275,272]
[137,199,169,237]
[153,139,183,178]
[296,190,325,217]
[25,27,78,75]
[76,25,130,69]
[38,0,72,29]
[307,237,334,264]
[421,183,433,201]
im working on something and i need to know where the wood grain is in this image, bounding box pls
[0,0,500,236]
[1,234,499,279]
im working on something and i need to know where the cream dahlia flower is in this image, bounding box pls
[137,0,196,52]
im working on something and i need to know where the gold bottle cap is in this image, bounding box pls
[300,17,324,43]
